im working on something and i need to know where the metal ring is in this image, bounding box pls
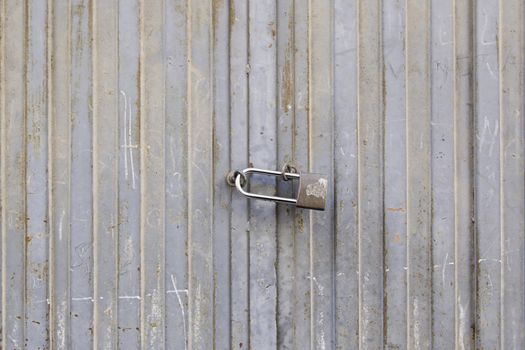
[226,170,246,187]
[281,163,298,181]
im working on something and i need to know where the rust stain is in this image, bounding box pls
[213,123,220,174]
[281,17,293,113]
[295,213,304,233]
[281,55,292,113]
[29,118,42,154]
[229,0,236,28]
[382,61,387,114]
[72,2,84,17]
[174,2,185,15]
[392,233,402,244]
[269,21,276,38]
[212,0,224,33]
[72,3,85,54]
[387,207,406,212]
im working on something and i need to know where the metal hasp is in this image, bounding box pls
[227,167,328,211]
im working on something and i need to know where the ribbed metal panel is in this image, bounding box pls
[0,0,523,349]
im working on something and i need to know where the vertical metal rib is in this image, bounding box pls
[276,0,295,345]
[92,0,119,347]
[139,0,166,347]
[229,0,250,348]
[2,0,27,348]
[309,0,335,348]
[117,0,141,348]
[212,0,232,348]
[70,0,94,347]
[292,0,312,348]
[357,0,384,347]
[474,0,501,347]
[383,0,407,347]
[0,0,3,343]
[48,0,72,347]
[247,0,278,347]
[499,0,525,347]
[26,0,49,347]
[430,1,455,348]
[334,0,359,347]
[165,0,189,348]
[453,0,475,347]
[187,0,214,349]
[406,0,432,348]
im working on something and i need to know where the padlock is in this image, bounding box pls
[226,167,328,211]
[295,173,328,210]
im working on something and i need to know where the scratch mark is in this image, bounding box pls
[485,61,496,79]
[127,93,137,189]
[71,242,91,273]
[147,289,163,346]
[442,253,448,286]
[479,270,495,305]
[458,297,468,347]
[9,320,20,349]
[413,298,421,347]
[58,210,66,241]
[306,276,327,348]
[170,274,188,350]
[191,160,208,186]
[72,297,96,302]
[439,15,453,45]
[317,311,326,350]
[480,10,497,46]
[57,299,67,348]
[477,116,498,157]
[121,90,129,181]
[120,90,138,189]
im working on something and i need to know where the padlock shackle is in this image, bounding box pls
[235,167,299,204]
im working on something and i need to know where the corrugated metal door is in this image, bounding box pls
[1,0,524,349]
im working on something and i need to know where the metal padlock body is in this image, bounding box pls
[295,173,328,210]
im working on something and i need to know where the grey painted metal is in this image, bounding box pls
[0,0,524,349]
[406,1,432,348]
[431,0,455,347]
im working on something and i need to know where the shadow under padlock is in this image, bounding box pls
[226,165,328,211]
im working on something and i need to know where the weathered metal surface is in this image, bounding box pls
[0,0,524,349]
[296,173,327,210]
